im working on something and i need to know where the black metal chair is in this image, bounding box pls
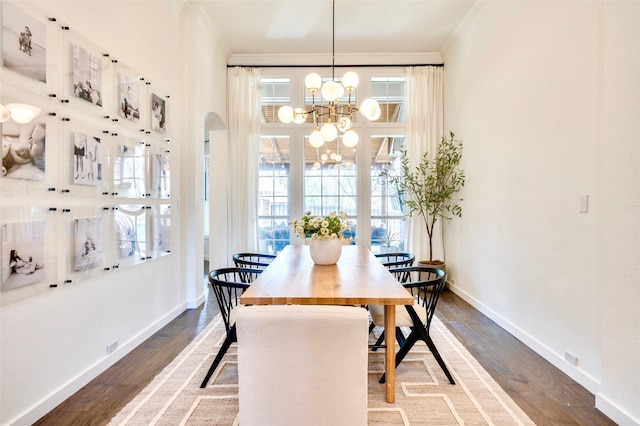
[368,252,416,334]
[200,267,263,388]
[375,252,415,269]
[232,252,277,269]
[369,266,454,385]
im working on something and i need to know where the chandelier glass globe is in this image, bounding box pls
[359,98,381,121]
[341,71,359,90]
[321,80,344,102]
[309,128,325,148]
[320,122,338,141]
[305,73,322,91]
[277,105,294,123]
[342,129,359,148]
[292,107,307,124]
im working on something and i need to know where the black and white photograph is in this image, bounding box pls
[150,152,170,198]
[150,93,166,134]
[72,131,102,185]
[2,114,46,180]
[73,217,104,272]
[113,141,146,198]
[114,204,146,265]
[150,204,170,257]
[2,2,47,83]
[1,220,46,291]
[118,72,140,122]
[71,43,103,107]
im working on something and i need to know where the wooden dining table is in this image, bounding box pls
[240,244,414,403]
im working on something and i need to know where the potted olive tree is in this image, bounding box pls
[380,131,465,266]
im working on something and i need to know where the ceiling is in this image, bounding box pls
[194,1,477,166]
[191,0,477,61]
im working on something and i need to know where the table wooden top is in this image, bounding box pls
[240,245,414,306]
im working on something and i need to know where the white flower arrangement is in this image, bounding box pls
[291,211,353,241]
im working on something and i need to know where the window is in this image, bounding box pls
[258,135,290,253]
[259,69,406,252]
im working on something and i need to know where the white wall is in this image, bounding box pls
[598,2,640,424]
[442,1,639,424]
[0,1,228,425]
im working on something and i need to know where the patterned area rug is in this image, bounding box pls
[109,314,535,425]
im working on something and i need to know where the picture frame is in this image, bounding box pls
[63,206,110,283]
[148,85,168,136]
[73,216,105,272]
[60,118,111,198]
[62,28,110,116]
[149,203,171,258]
[0,206,56,306]
[1,219,46,290]
[148,142,170,199]
[112,134,147,199]
[1,0,57,95]
[114,203,147,268]
[1,84,59,196]
[113,61,147,131]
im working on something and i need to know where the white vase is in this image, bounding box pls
[309,238,342,265]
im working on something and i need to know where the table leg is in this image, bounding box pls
[384,304,396,403]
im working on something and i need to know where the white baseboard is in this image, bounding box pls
[595,393,640,426]
[11,302,188,426]
[446,284,600,392]
[447,283,636,424]
[187,293,206,309]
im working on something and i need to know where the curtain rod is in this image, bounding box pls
[226,63,443,68]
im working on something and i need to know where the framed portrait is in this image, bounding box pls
[114,62,146,130]
[2,1,47,86]
[61,206,110,284]
[73,216,105,272]
[63,29,109,115]
[1,105,46,181]
[114,204,147,268]
[1,219,46,291]
[113,135,147,198]
[1,85,58,196]
[70,43,103,106]
[60,119,110,198]
[149,90,167,135]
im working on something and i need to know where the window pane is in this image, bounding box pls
[258,135,290,253]
[304,137,357,217]
[371,77,406,123]
[261,78,290,124]
[371,135,406,253]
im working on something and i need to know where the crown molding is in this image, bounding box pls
[228,52,443,67]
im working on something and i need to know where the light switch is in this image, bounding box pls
[579,195,589,213]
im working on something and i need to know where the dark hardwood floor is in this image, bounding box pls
[35,287,615,425]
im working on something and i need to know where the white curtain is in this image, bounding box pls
[227,67,262,254]
[404,66,444,262]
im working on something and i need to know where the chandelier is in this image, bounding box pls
[277,0,380,149]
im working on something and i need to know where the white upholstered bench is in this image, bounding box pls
[236,304,369,426]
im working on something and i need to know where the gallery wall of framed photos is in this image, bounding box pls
[1,1,173,306]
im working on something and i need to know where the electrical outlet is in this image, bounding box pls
[564,350,578,366]
[107,340,118,355]
[448,278,455,286]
